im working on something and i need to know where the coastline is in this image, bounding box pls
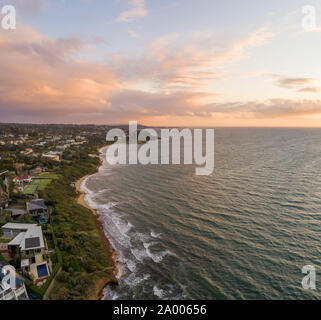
[75,148,118,300]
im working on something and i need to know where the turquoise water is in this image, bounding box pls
[82,128,321,299]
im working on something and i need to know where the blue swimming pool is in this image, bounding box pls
[37,264,48,278]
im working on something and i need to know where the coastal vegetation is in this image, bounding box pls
[44,144,116,299]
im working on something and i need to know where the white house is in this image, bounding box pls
[0,262,29,300]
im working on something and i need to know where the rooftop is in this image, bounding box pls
[2,223,37,230]
[3,223,45,251]
[26,199,47,212]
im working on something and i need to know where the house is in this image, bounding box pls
[20,148,33,155]
[56,145,69,151]
[42,152,60,162]
[0,262,29,300]
[34,141,47,147]
[29,166,42,175]
[1,223,51,283]
[10,209,27,220]
[12,176,21,185]
[13,175,32,185]
[26,199,49,223]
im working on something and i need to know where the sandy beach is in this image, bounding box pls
[75,151,118,300]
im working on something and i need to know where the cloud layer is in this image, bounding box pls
[0,21,321,126]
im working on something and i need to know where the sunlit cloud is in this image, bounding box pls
[297,87,320,93]
[113,27,275,93]
[272,75,320,93]
[117,0,148,23]
[0,17,320,127]
[276,76,314,88]
[0,26,120,118]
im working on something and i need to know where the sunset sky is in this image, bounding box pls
[1,0,321,126]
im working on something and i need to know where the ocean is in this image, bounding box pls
[81,128,321,300]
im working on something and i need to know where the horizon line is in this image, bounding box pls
[1,122,321,129]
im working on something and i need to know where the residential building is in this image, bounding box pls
[29,166,42,175]
[13,175,33,185]
[26,199,49,223]
[42,152,60,161]
[1,223,51,283]
[0,262,29,300]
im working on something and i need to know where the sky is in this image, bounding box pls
[0,0,321,127]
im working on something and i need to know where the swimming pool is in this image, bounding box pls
[36,264,48,278]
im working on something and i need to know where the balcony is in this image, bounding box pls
[0,289,15,300]
[0,285,28,300]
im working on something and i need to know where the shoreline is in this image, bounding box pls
[75,147,118,300]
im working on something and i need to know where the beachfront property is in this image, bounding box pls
[26,199,50,223]
[1,223,52,283]
[0,262,29,300]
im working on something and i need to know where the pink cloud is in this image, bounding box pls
[297,87,320,93]
[2,23,321,126]
[112,27,275,93]
[0,26,120,117]
[117,0,148,23]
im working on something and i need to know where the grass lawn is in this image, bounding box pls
[23,185,38,195]
[0,238,10,243]
[8,203,25,210]
[36,173,60,180]
[32,179,52,191]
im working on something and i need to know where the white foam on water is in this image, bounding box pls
[144,274,151,280]
[101,216,131,248]
[85,195,100,209]
[126,259,137,272]
[151,231,162,239]
[124,273,147,287]
[100,202,117,211]
[131,247,149,262]
[83,148,180,299]
[144,245,172,263]
[103,286,119,300]
[112,216,132,237]
[153,285,166,298]
[80,176,91,193]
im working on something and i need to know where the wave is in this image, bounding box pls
[151,231,162,238]
[146,248,171,264]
